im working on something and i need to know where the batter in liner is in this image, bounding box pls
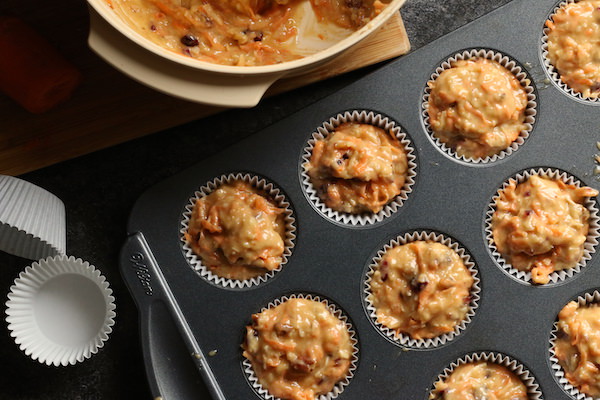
[243,298,353,400]
[429,361,528,400]
[369,240,474,340]
[427,58,528,159]
[492,175,597,284]
[185,180,286,280]
[307,122,408,214]
[546,0,600,98]
[555,301,600,397]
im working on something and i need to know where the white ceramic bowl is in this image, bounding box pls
[87,0,406,107]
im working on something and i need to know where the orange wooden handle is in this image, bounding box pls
[0,16,82,113]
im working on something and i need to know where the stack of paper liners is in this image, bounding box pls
[0,175,116,366]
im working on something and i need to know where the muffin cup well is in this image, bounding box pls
[363,230,480,349]
[300,110,417,227]
[485,168,599,285]
[422,48,537,164]
[0,175,66,260]
[428,352,543,400]
[5,255,116,366]
[242,293,358,400]
[549,290,600,400]
[180,173,296,290]
[541,0,600,105]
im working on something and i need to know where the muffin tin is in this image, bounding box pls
[119,0,600,399]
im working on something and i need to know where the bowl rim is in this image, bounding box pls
[87,0,406,75]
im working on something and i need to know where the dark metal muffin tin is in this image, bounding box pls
[119,0,600,398]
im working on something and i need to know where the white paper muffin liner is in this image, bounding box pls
[242,293,358,400]
[300,110,417,227]
[0,175,66,259]
[422,49,538,164]
[363,231,480,349]
[485,168,599,285]
[180,173,296,289]
[5,255,116,366]
[429,352,543,400]
[550,290,600,400]
[541,0,600,105]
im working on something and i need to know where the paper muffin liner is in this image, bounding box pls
[5,255,116,366]
[300,110,417,227]
[429,352,543,400]
[485,167,599,285]
[242,293,358,400]
[363,230,480,349]
[180,172,296,289]
[0,175,66,260]
[422,49,538,164]
[549,290,600,400]
[541,0,600,105]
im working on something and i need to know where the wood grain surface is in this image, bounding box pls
[0,2,410,176]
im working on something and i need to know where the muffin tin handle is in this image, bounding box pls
[120,232,226,400]
[87,7,283,108]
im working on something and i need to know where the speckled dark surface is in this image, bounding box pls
[0,1,513,399]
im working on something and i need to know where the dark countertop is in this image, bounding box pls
[0,1,512,399]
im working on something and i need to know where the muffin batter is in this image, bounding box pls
[555,301,600,397]
[427,58,528,159]
[546,0,600,98]
[185,180,286,280]
[105,0,388,66]
[307,122,408,214]
[492,175,597,284]
[243,298,353,400]
[369,241,474,340]
[430,361,528,400]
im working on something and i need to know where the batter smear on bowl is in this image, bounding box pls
[105,0,389,66]
[429,361,528,400]
[243,298,354,400]
[492,175,598,285]
[427,58,528,159]
[185,180,286,280]
[369,241,474,340]
[546,0,600,99]
[555,300,600,397]
[307,122,408,214]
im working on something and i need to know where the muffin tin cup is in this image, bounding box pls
[5,255,116,366]
[180,172,296,290]
[485,167,600,285]
[363,230,480,349]
[428,352,543,400]
[0,175,66,260]
[241,293,359,400]
[300,110,417,227]
[422,48,537,164]
[541,0,600,105]
[549,290,600,400]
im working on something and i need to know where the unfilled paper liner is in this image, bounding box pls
[5,255,116,366]
[0,175,66,259]
[300,110,417,227]
[549,290,600,400]
[364,231,480,349]
[429,352,543,399]
[541,0,600,105]
[180,173,296,289]
[485,168,599,284]
[242,293,358,400]
[422,49,537,163]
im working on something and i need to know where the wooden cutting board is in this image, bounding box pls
[0,2,410,176]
